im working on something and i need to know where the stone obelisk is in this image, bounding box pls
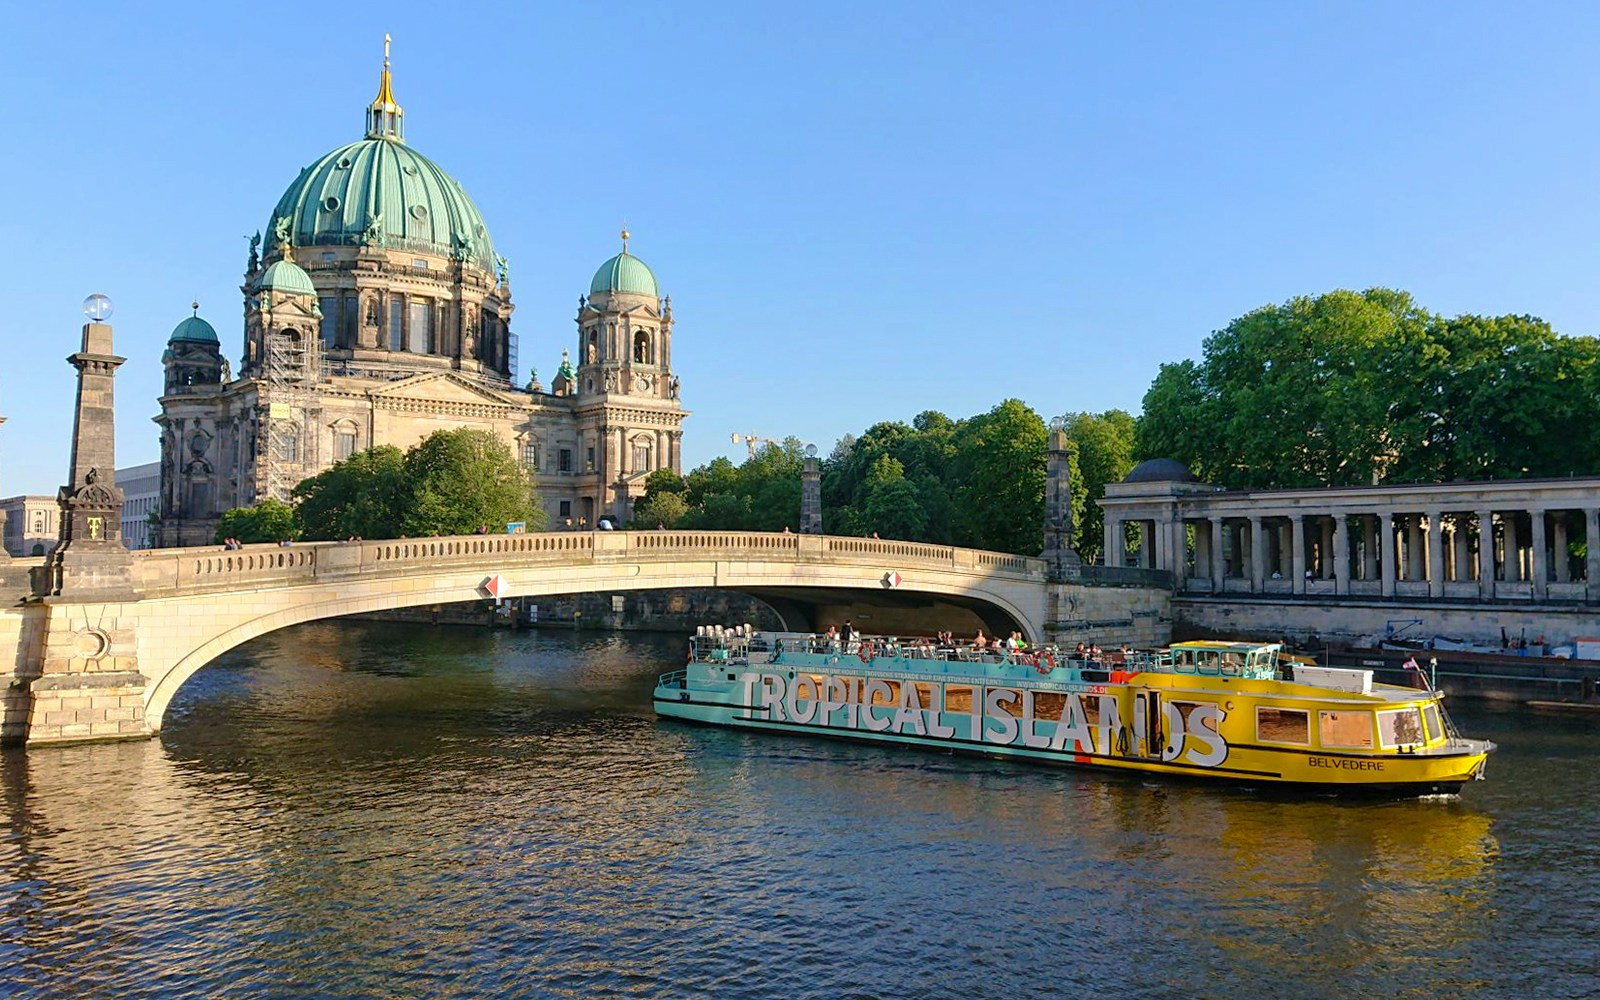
[1041,428,1083,576]
[36,318,139,599]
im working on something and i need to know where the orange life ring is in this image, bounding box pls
[858,643,874,664]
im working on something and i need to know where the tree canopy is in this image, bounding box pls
[633,401,1052,555]
[1134,288,1600,488]
[214,498,296,544]
[289,429,547,540]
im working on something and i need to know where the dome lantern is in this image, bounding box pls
[365,34,405,142]
[589,229,660,299]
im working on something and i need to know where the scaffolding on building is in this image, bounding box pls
[258,329,321,504]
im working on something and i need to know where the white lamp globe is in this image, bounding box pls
[82,294,114,322]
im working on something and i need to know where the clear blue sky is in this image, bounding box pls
[3,2,1599,496]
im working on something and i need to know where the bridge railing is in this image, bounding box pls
[128,531,1046,598]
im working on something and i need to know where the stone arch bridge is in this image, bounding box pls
[2,530,1076,745]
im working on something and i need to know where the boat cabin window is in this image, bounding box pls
[869,680,900,707]
[1256,707,1310,745]
[1377,708,1425,748]
[944,685,974,713]
[1318,710,1374,749]
[1422,703,1445,742]
[1029,692,1102,728]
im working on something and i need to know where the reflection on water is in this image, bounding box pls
[0,621,1594,999]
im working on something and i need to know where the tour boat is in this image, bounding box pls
[654,630,1495,796]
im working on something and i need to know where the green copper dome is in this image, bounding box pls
[255,259,318,297]
[266,137,495,272]
[590,251,659,299]
[169,315,218,344]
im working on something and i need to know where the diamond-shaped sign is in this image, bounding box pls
[483,574,509,599]
[882,570,902,589]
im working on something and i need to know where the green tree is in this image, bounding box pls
[949,399,1047,554]
[400,429,548,536]
[1136,289,1436,488]
[630,469,689,528]
[293,445,406,540]
[858,456,928,539]
[214,498,297,544]
[1055,409,1135,562]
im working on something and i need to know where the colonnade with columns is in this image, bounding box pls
[1100,478,1600,603]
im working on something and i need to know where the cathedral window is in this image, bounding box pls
[558,448,573,474]
[408,298,433,353]
[633,443,652,472]
[633,331,651,364]
[522,441,540,471]
[559,500,572,519]
[389,297,405,351]
[32,512,45,534]
[320,297,338,347]
[585,447,596,473]
[334,430,357,461]
[341,296,358,346]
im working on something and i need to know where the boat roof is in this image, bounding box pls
[1170,640,1281,653]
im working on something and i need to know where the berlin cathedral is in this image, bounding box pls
[156,41,687,546]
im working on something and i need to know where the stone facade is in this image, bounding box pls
[1,495,58,557]
[155,52,686,546]
[118,462,159,550]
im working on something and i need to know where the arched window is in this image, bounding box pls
[32,512,45,534]
[522,438,541,471]
[633,331,651,364]
[632,439,652,473]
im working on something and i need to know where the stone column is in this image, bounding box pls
[1553,515,1570,582]
[1291,514,1306,594]
[1426,510,1444,598]
[1453,517,1471,581]
[1210,517,1225,589]
[1137,521,1151,569]
[1477,510,1496,599]
[1249,516,1265,592]
[1320,517,1335,578]
[1587,508,1600,599]
[1502,513,1520,583]
[1362,515,1378,581]
[1530,509,1548,600]
[1379,512,1395,597]
[1405,515,1423,581]
[1040,430,1081,572]
[799,456,822,535]
[1333,514,1350,595]
[1104,518,1120,567]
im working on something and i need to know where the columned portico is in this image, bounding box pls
[1100,469,1600,606]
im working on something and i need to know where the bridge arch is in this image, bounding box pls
[133,532,1049,731]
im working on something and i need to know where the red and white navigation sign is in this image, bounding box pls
[483,574,509,599]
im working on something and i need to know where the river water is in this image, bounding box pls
[1,621,1595,999]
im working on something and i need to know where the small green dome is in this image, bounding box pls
[169,315,218,344]
[590,251,659,299]
[255,259,317,297]
[267,137,495,271]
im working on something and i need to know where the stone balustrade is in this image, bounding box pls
[128,530,1045,600]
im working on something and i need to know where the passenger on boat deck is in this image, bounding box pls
[824,625,840,650]
[1009,631,1024,651]
[1090,644,1103,662]
[973,629,988,651]
[840,620,855,649]
[1075,642,1088,659]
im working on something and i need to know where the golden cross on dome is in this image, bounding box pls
[620,227,630,254]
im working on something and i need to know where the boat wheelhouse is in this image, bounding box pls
[654,629,1494,795]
